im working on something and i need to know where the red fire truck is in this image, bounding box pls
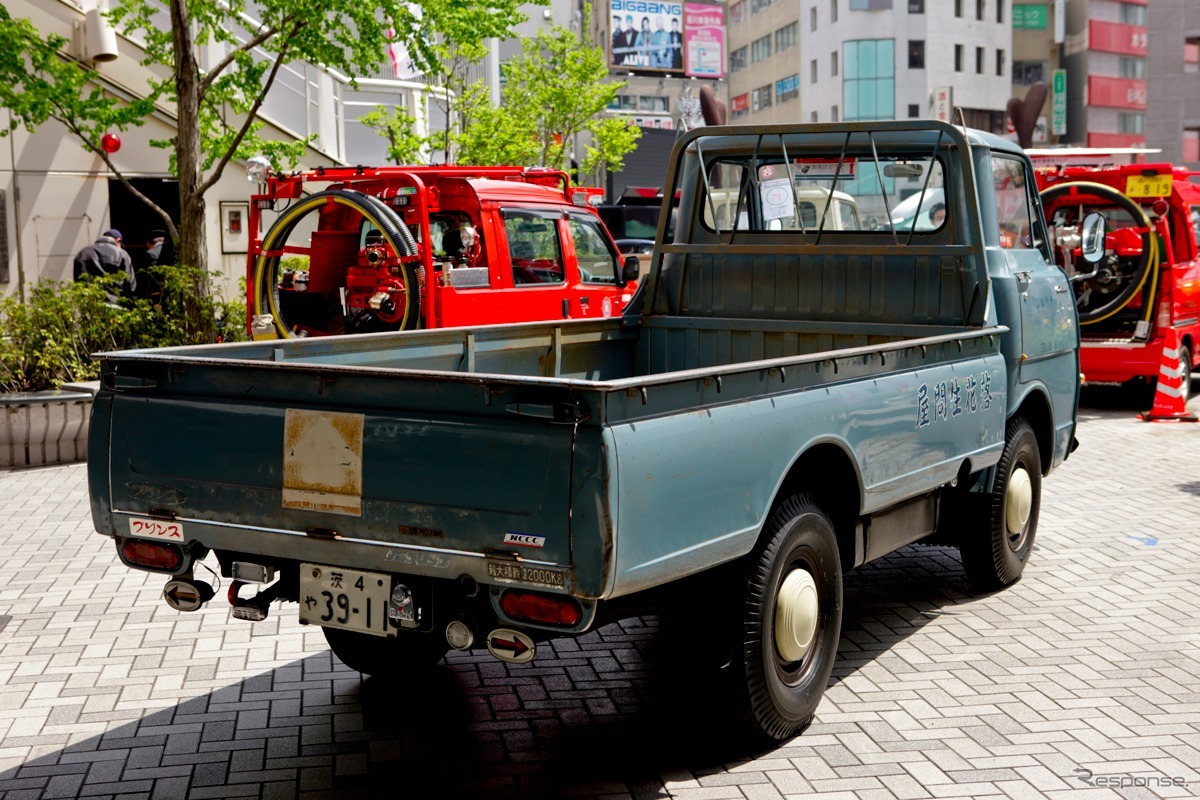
[1030,149,1200,395]
[246,166,639,339]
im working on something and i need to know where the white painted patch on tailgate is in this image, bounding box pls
[282,409,364,516]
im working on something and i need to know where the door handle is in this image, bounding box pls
[1015,270,1032,292]
[1054,285,1068,294]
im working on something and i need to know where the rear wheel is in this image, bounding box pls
[1179,345,1193,399]
[959,418,1041,591]
[323,627,448,676]
[730,494,842,743]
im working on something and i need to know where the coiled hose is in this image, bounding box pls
[251,189,420,339]
[1038,180,1159,326]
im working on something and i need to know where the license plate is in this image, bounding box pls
[1125,174,1172,198]
[127,517,185,541]
[299,564,394,637]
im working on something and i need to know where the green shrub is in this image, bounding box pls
[0,265,248,393]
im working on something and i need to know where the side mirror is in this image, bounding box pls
[621,255,640,284]
[1080,212,1107,264]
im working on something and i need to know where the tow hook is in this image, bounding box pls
[228,581,270,621]
[163,577,215,612]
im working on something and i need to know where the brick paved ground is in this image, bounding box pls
[1,388,1198,799]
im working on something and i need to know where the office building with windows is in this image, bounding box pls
[727,0,1013,130]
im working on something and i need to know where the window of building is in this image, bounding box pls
[1119,3,1145,26]
[976,46,984,73]
[831,0,838,22]
[731,92,751,119]
[1185,128,1199,162]
[752,84,774,111]
[955,44,963,71]
[908,40,925,68]
[751,0,772,13]
[776,73,800,102]
[731,0,747,23]
[776,22,799,52]
[843,38,895,121]
[751,35,772,63]
[832,105,839,121]
[1117,112,1145,135]
[730,46,748,72]
[908,103,920,117]
[1118,56,1146,79]
[976,0,984,20]
[811,111,819,122]
[639,96,669,112]
[955,0,962,17]
[996,48,1005,76]
[1186,39,1200,73]
[850,0,892,8]
[811,58,818,82]
[832,51,839,76]
[909,0,924,11]
[996,0,1003,22]
[811,6,818,31]
[1012,60,1046,85]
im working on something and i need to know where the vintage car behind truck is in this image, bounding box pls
[1028,148,1200,395]
[245,165,638,339]
[88,121,1099,743]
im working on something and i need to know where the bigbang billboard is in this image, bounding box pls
[609,0,684,73]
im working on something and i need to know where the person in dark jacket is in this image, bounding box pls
[132,229,167,305]
[73,229,136,298]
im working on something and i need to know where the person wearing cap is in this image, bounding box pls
[133,229,168,304]
[73,228,136,299]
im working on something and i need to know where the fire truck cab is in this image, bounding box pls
[247,166,639,339]
[1030,148,1200,394]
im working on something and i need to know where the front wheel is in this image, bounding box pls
[731,494,843,743]
[959,418,1041,591]
[323,626,448,676]
[1178,345,1193,399]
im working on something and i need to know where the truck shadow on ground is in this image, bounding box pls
[5,545,977,800]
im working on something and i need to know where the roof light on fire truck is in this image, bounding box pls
[246,155,272,183]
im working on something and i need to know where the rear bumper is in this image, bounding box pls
[1080,339,1161,384]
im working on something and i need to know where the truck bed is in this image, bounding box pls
[91,314,1006,601]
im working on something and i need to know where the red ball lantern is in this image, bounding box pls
[100,133,121,153]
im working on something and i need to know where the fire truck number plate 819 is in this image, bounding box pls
[1125,174,1173,198]
[299,563,394,637]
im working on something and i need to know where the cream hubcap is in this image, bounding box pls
[1006,466,1033,536]
[775,568,819,663]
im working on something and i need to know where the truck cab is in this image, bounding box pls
[247,166,638,339]
[1029,149,1200,393]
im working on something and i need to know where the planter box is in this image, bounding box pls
[0,383,98,468]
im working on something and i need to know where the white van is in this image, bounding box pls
[702,185,862,232]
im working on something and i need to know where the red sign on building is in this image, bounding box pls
[1088,20,1147,56]
[1088,75,1147,110]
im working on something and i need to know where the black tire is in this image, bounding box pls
[1179,345,1193,399]
[959,418,1041,591]
[731,494,842,743]
[323,626,448,676]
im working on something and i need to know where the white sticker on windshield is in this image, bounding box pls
[760,177,795,221]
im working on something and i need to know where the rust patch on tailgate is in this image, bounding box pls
[282,409,364,516]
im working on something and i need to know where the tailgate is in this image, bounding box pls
[97,362,579,574]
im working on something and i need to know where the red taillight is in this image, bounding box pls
[500,590,582,627]
[121,538,183,571]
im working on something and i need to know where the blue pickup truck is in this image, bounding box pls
[87,121,1102,742]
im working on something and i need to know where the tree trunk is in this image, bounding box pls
[170,0,214,341]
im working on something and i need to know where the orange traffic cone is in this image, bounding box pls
[1139,327,1197,422]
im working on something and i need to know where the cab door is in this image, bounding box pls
[992,153,1079,464]
[562,212,629,319]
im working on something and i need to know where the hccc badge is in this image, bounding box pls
[503,532,546,548]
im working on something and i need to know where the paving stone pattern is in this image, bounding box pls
[1,390,1198,799]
